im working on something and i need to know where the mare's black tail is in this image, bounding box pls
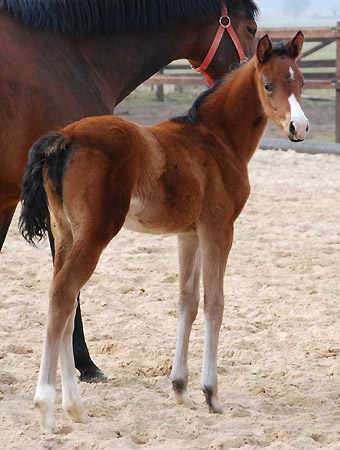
[19,132,72,245]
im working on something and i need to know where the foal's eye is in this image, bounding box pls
[302,80,305,88]
[247,26,257,37]
[264,84,273,93]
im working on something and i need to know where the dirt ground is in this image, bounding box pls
[1,92,340,450]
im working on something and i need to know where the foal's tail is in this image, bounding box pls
[19,132,72,245]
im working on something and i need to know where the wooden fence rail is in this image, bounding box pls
[144,23,340,143]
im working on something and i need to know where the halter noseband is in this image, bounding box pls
[192,0,247,87]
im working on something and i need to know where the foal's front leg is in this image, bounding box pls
[171,234,201,409]
[200,225,233,414]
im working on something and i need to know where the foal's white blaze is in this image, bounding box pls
[282,93,309,140]
[289,66,295,80]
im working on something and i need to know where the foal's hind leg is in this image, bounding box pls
[47,226,104,382]
[199,224,233,414]
[171,234,201,409]
[34,216,75,432]
[60,309,89,424]
[35,183,131,431]
[34,238,105,432]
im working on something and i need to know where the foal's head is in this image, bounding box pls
[255,32,309,142]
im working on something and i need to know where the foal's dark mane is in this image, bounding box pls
[171,79,225,126]
[0,0,258,38]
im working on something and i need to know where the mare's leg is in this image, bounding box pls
[47,226,104,382]
[73,299,104,381]
[171,234,201,409]
[0,204,16,251]
[199,224,233,414]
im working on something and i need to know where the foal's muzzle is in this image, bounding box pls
[288,121,310,142]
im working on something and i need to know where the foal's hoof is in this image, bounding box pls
[172,380,195,410]
[65,405,90,424]
[34,401,58,434]
[79,366,106,383]
[202,386,224,414]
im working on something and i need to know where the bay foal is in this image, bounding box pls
[20,33,309,432]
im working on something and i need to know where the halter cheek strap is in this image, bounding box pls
[192,0,247,87]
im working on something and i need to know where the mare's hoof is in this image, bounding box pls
[79,366,106,383]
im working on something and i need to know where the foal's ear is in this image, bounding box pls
[286,31,304,60]
[256,35,273,64]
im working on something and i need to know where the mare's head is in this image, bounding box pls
[187,0,258,81]
[255,32,309,142]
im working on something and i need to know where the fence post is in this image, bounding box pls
[336,21,340,143]
[156,68,164,102]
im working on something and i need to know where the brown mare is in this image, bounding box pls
[0,0,258,381]
[20,32,309,432]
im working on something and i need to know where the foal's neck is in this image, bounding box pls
[199,59,268,163]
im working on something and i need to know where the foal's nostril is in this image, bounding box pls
[306,123,310,133]
[289,122,296,136]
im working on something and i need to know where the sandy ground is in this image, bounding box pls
[2,148,340,450]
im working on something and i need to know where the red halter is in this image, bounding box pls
[192,1,247,87]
